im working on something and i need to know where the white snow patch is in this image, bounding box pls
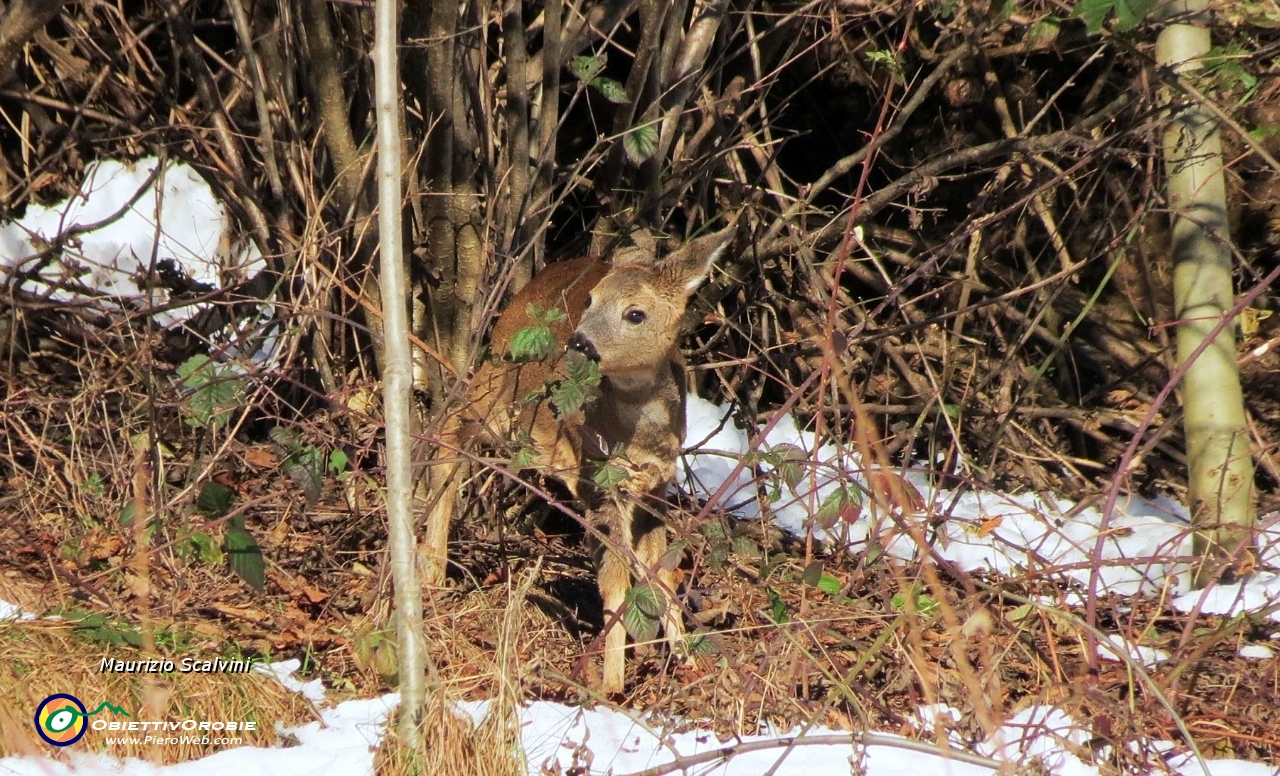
[680,396,1280,624]
[1096,634,1171,667]
[0,661,391,776]
[0,599,36,621]
[0,157,274,362]
[253,659,327,706]
[1171,573,1280,623]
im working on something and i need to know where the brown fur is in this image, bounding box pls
[422,228,733,694]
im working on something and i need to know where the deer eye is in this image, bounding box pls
[624,309,647,324]
[584,294,594,310]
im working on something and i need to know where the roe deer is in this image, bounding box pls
[422,225,734,694]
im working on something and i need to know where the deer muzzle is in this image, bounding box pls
[566,331,600,362]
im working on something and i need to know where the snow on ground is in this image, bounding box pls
[2,158,228,321]
[0,660,395,776]
[1096,633,1171,667]
[1,657,1271,776]
[678,395,1280,630]
[0,600,35,621]
[0,157,273,361]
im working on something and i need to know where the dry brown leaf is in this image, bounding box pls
[122,572,151,599]
[866,469,925,515]
[211,602,271,623]
[244,446,279,468]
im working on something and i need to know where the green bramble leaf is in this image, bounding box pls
[660,539,687,572]
[563,354,601,386]
[283,448,324,506]
[196,481,235,519]
[628,583,665,618]
[1027,18,1059,44]
[890,584,939,616]
[551,355,599,417]
[511,444,537,469]
[509,325,556,362]
[569,54,605,84]
[685,633,717,655]
[623,125,657,163]
[186,532,222,564]
[268,426,328,506]
[550,379,587,417]
[815,486,861,529]
[70,612,145,648]
[594,77,629,104]
[1204,45,1261,105]
[592,461,630,490]
[771,444,808,490]
[731,535,758,558]
[816,573,842,597]
[623,585,661,642]
[225,519,265,592]
[801,559,824,588]
[766,587,789,624]
[177,355,245,429]
[1072,0,1157,33]
[508,304,565,361]
[864,48,905,84]
[1072,0,1109,31]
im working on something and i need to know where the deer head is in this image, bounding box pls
[566,227,733,386]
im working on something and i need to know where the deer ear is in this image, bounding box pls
[609,229,659,269]
[659,226,734,294]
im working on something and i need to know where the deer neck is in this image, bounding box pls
[601,372,660,398]
[583,351,685,453]
[597,346,683,402]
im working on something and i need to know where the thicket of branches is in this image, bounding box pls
[2,0,1280,762]
[3,0,1277,505]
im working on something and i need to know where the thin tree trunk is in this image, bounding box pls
[373,0,426,745]
[502,0,532,291]
[301,0,365,214]
[414,0,484,586]
[1157,0,1255,583]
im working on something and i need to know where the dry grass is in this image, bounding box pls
[375,565,540,776]
[0,614,313,763]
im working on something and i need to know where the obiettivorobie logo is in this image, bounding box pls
[34,693,130,747]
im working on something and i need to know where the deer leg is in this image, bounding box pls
[420,412,465,586]
[634,513,686,659]
[597,532,630,695]
[589,494,644,695]
[529,415,584,498]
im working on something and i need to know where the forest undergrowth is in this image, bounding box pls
[2,0,1279,768]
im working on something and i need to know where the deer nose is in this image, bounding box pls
[566,331,600,362]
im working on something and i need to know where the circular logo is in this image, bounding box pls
[34,694,88,747]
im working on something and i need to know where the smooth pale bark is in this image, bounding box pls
[373,0,426,745]
[1157,0,1255,583]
